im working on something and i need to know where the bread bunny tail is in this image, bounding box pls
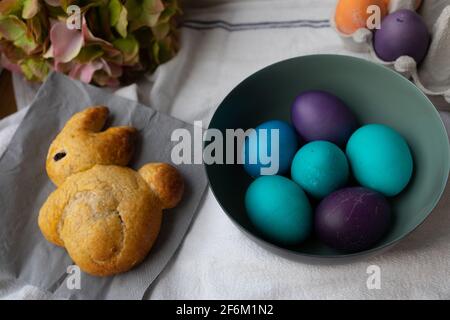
[138,163,184,209]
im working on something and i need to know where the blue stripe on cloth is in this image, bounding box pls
[181,19,331,31]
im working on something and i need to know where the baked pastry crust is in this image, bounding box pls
[46,106,137,186]
[39,106,184,276]
[39,165,163,276]
[139,163,185,209]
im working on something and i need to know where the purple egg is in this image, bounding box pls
[291,90,357,146]
[315,187,391,253]
[374,9,430,64]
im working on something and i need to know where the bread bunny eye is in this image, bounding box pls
[53,152,67,162]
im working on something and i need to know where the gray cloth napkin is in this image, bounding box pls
[0,72,207,299]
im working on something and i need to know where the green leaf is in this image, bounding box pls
[115,5,128,37]
[14,34,39,54]
[109,0,128,38]
[151,40,160,64]
[158,4,178,24]
[0,15,38,54]
[22,0,39,19]
[0,0,25,17]
[151,22,169,40]
[20,57,50,81]
[75,45,104,63]
[113,35,139,64]
[0,40,27,62]
[151,36,176,65]
[27,10,49,44]
[0,16,25,39]
[125,0,164,30]
[109,0,121,26]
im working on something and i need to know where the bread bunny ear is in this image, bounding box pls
[138,163,184,209]
[64,106,110,132]
[46,106,137,186]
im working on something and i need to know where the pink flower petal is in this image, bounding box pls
[108,63,122,78]
[68,64,82,78]
[82,18,113,48]
[50,21,84,63]
[1,54,22,74]
[43,45,53,58]
[81,18,121,59]
[99,58,111,75]
[69,61,103,83]
[100,58,123,78]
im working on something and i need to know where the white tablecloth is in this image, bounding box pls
[1,0,449,299]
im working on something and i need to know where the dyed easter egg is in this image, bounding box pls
[245,175,312,245]
[335,0,388,35]
[374,9,430,64]
[346,124,413,197]
[291,90,357,146]
[291,141,349,199]
[242,120,299,178]
[315,187,391,252]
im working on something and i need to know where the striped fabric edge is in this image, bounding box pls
[181,19,331,31]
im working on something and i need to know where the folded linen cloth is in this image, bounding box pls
[0,73,208,299]
[1,0,450,299]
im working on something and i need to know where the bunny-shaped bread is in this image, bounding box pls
[39,107,184,276]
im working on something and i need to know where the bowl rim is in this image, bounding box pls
[205,54,450,259]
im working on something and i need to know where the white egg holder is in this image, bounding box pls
[331,1,450,104]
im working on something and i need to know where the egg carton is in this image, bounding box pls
[331,0,450,103]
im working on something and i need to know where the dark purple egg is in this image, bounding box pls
[315,187,391,253]
[374,9,430,64]
[291,90,357,146]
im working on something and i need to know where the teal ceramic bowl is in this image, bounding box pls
[205,54,450,260]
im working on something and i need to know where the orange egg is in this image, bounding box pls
[335,0,388,35]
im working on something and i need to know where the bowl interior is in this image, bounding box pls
[206,54,449,257]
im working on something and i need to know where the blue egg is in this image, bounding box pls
[245,175,312,245]
[346,124,413,197]
[242,120,299,178]
[291,141,349,199]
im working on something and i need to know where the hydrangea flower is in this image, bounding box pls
[0,0,180,86]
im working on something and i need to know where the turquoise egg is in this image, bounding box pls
[291,141,349,199]
[242,120,299,178]
[245,175,312,245]
[346,124,413,197]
